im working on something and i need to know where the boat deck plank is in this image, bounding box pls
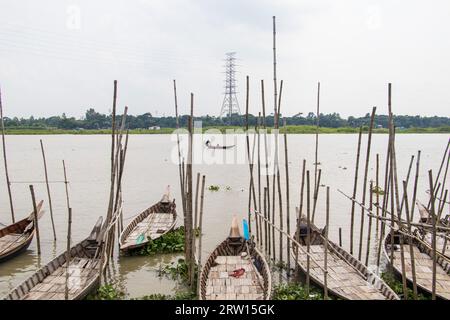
[392,245,450,299]
[122,213,173,247]
[20,258,100,300]
[296,245,387,300]
[205,255,264,300]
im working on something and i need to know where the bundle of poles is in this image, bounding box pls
[173,80,207,291]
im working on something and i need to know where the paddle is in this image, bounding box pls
[136,233,146,244]
[242,219,249,241]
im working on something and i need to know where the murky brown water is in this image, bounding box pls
[0,133,448,298]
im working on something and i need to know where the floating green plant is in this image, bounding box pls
[208,185,220,191]
[371,186,385,195]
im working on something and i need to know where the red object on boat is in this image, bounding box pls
[229,268,245,278]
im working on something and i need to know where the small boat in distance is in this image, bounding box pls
[199,216,271,300]
[5,217,104,300]
[119,187,177,253]
[205,140,235,150]
[293,215,399,300]
[0,200,44,263]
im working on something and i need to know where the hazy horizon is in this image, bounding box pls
[1,1,450,119]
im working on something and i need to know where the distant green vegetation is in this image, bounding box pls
[3,125,449,135]
[3,108,450,133]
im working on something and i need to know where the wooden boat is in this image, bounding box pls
[0,201,44,263]
[119,189,176,253]
[415,201,450,259]
[292,216,399,300]
[205,140,235,150]
[199,217,271,300]
[383,228,450,299]
[4,217,104,300]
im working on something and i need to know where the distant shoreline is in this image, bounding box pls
[3,125,450,135]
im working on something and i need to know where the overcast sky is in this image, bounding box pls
[0,0,449,118]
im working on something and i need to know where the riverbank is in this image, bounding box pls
[3,125,450,135]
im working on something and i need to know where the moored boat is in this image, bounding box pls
[199,217,271,300]
[4,217,104,300]
[293,216,399,300]
[119,188,177,253]
[0,201,44,263]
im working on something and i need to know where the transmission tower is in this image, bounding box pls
[219,52,240,124]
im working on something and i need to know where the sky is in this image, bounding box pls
[0,0,449,118]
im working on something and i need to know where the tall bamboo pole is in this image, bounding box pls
[64,207,72,300]
[350,127,363,254]
[294,159,306,280]
[40,139,56,240]
[283,118,291,273]
[402,181,418,299]
[173,80,186,217]
[375,154,380,233]
[428,170,437,300]
[365,181,374,266]
[196,175,206,295]
[376,131,392,268]
[29,185,40,255]
[194,172,200,230]
[314,82,320,194]
[410,151,421,222]
[0,87,15,223]
[306,170,311,295]
[358,106,376,261]
[186,93,194,287]
[272,15,278,129]
[324,186,330,300]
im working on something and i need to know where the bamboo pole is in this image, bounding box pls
[365,181,374,266]
[260,80,271,256]
[272,15,278,129]
[257,113,262,245]
[311,169,322,223]
[376,129,392,267]
[264,187,268,254]
[245,76,257,234]
[324,186,330,300]
[402,180,418,299]
[350,126,363,254]
[294,159,306,280]
[64,207,72,300]
[375,154,380,233]
[29,185,40,255]
[438,147,449,206]
[196,175,206,295]
[40,139,56,240]
[314,82,320,195]
[0,87,15,223]
[428,170,437,300]
[173,80,186,217]
[283,118,291,274]
[106,80,117,225]
[186,93,194,287]
[306,170,311,295]
[194,172,200,230]
[339,189,450,233]
[358,106,376,261]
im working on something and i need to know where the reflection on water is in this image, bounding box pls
[0,134,448,297]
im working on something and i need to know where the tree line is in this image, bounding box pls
[3,108,450,130]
